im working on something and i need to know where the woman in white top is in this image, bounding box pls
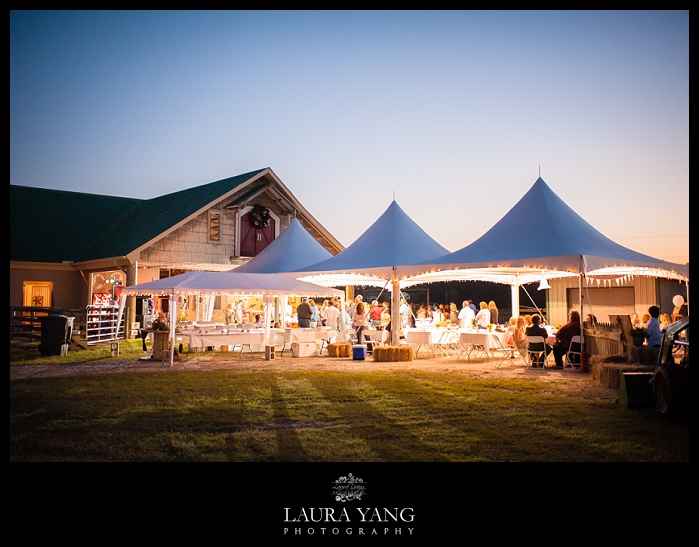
[475,301,491,329]
[352,302,370,344]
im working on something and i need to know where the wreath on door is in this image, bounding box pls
[250,204,271,228]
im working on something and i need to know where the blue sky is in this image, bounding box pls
[10,10,688,264]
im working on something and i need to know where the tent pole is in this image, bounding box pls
[391,269,400,346]
[264,295,272,360]
[169,296,177,367]
[579,271,584,354]
[511,276,520,322]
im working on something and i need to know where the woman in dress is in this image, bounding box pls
[513,317,528,355]
[488,301,499,326]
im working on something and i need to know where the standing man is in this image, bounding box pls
[552,310,581,368]
[296,297,313,329]
[468,299,478,315]
[458,300,475,329]
[399,297,410,329]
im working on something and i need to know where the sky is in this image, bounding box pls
[10,10,689,264]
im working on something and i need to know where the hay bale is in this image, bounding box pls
[373,345,414,362]
[328,342,351,358]
[592,362,655,390]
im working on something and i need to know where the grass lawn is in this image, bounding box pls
[10,342,689,462]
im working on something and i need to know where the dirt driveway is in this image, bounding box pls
[9,352,617,400]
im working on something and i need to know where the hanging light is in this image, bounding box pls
[537,272,550,291]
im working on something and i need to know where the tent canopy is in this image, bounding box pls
[121,270,345,298]
[233,218,333,274]
[397,177,689,285]
[291,200,449,286]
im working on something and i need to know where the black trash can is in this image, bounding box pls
[38,315,74,356]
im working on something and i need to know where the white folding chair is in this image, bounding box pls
[493,336,526,368]
[565,335,582,368]
[434,330,459,358]
[526,336,550,368]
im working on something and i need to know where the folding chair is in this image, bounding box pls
[526,336,551,368]
[434,330,459,358]
[565,335,582,368]
[493,336,526,368]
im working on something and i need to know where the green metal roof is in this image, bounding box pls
[10,169,266,263]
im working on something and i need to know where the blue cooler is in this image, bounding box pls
[352,344,367,360]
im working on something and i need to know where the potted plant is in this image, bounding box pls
[629,326,648,347]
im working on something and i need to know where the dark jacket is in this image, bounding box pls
[296,302,312,320]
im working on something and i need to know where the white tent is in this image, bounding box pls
[233,218,333,273]
[396,177,689,346]
[291,200,449,345]
[119,271,345,365]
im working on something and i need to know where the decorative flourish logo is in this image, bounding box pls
[332,473,366,502]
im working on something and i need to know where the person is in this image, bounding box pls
[424,305,433,321]
[399,298,410,329]
[417,305,426,320]
[468,299,477,315]
[223,303,234,325]
[524,314,533,328]
[640,313,651,328]
[381,302,391,327]
[659,313,671,332]
[352,301,369,344]
[488,301,499,326]
[370,300,383,327]
[525,314,552,367]
[475,301,491,329]
[584,313,597,324]
[324,301,340,331]
[458,300,475,329]
[672,296,688,322]
[433,304,443,324]
[309,299,318,328]
[296,297,313,328]
[646,305,662,348]
[630,313,641,328]
[449,302,459,325]
[234,300,244,324]
[512,317,528,355]
[319,300,329,327]
[552,310,581,368]
[147,297,155,315]
[349,296,362,327]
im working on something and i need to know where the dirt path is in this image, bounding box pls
[9,353,617,400]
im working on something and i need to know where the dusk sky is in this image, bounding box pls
[10,10,689,264]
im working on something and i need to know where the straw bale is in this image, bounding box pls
[373,345,414,362]
[591,354,655,390]
[328,342,351,358]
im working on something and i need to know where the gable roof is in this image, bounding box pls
[10,168,266,263]
[292,200,449,285]
[397,177,689,284]
[233,218,332,273]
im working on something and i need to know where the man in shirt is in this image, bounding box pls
[552,310,581,368]
[645,305,663,348]
[296,297,313,329]
[458,300,475,329]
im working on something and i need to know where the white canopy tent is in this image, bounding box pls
[233,218,333,274]
[118,271,345,365]
[290,200,449,345]
[395,177,689,348]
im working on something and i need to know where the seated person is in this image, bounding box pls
[552,310,581,368]
[525,314,552,367]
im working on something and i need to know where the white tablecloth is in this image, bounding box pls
[363,329,389,344]
[185,331,265,349]
[458,330,509,355]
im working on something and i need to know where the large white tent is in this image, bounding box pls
[396,177,689,344]
[291,200,449,344]
[118,271,345,365]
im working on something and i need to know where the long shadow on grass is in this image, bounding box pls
[307,375,450,462]
[269,380,310,462]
